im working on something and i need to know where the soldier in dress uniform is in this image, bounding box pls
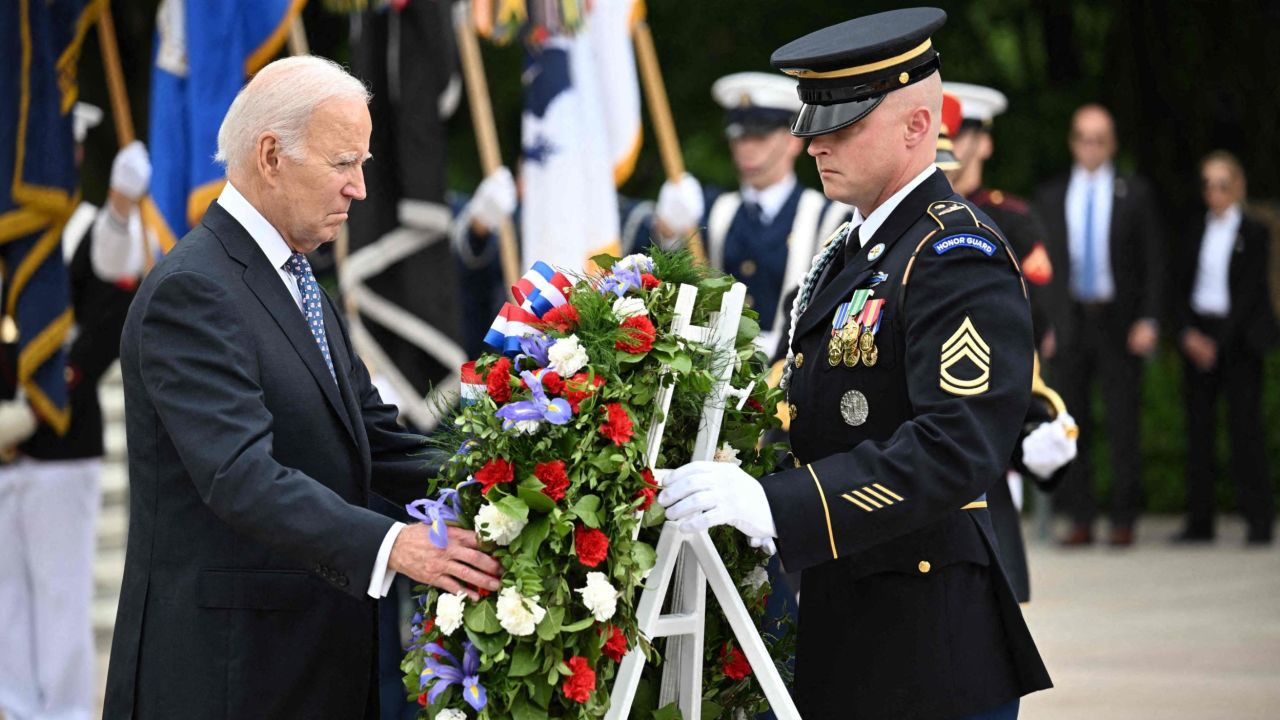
[639,72,850,353]
[659,9,1051,719]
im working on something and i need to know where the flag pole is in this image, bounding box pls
[631,14,707,265]
[454,0,521,290]
[96,0,170,271]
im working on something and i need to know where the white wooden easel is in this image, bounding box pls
[606,282,800,720]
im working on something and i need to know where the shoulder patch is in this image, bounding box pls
[926,200,979,230]
[932,234,997,257]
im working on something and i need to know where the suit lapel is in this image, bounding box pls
[205,203,358,444]
[320,290,372,483]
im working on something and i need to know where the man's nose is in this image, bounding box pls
[807,138,826,157]
[345,166,367,201]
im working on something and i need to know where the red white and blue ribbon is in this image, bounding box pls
[483,262,573,355]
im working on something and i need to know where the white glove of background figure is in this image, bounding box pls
[469,166,517,232]
[659,461,776,544]
[655,173,704,237]
[1021,412,1078,479]
[110,141,151,201]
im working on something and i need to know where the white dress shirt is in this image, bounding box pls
[1191,203,1240,318]
[857,164,935,247]
[740,174,797,225]
[1065,163,1116,302]
[217,182,404,599]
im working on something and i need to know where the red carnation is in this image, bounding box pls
[602,625,628,662]
[641,273,660,290]
[422,617,435,635]
[599,402,634,445]
[561,656,596,704]
[486,356,513,403]
[746,397,765,413]
[535,460,570,502]
[574,524,609,567]
[417,692,427,707]
[475,458,514,495]
[615,314,657,354]
[635,468,659,511]
[541,371,565,395]
[564,373,605,412]
[721,643,752,680]
[541,304,580,333]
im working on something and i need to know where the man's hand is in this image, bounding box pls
[1127,318,1159,357]
[388,524,502,601]
[659,460,776,539]
[468,166,518,233]
[0,396,37,451]
[655,173,704,238]
[110,140,151,201]
[1180,327,1218,372]
[1021,412,1078,480]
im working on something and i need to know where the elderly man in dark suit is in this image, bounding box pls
[1174,151,1277,545]
[103,56,502,719]
[1034,104,1164,547]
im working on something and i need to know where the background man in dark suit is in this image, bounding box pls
[1034,104,1164,547]
[1174,151,1277,545]
[103,56,502,719]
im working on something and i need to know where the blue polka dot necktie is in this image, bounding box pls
[284,252,336,382]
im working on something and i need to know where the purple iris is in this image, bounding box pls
[494,371,572,429]
[599,266,642,298]
[420,641,487,711]
[406,496,459,548]
[518,333,553,367]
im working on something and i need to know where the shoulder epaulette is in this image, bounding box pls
[925,200,980,230]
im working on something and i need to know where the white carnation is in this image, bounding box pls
[511,419,543,435]
[435,591,467,636]
[741,565,769,592]
[576,571,620,622]
[714,442,742,466]
[612,296,648,320]
[496,587,546,637]
[548,335,590,376]
[616,253,655,274]
[475,504,528,546]
[436,709,467,720]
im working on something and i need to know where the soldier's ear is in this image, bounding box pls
[904,106,932,149]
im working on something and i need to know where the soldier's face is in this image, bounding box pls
[806,103,901,214]
[729,129,803,189]
[274,98,371,253]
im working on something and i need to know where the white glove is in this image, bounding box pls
[659,460,776,539]
[749,535,777,556]
[110,141,151,201]
[468,166,517,232]
[0,396,38,450]
[655,173,704,236]
[1021,412,1078,479]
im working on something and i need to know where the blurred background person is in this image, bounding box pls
[1173,151,1277,546]
[1034,103,1164,547]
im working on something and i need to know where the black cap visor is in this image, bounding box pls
[791,95,883,137]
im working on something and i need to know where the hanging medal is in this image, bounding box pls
[858,299,885,367]
[842,289,872,367]
[828,300,853,366]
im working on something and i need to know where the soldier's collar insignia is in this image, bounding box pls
[867,242,886,261]
[939,316,990,396]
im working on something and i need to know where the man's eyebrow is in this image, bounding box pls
[335,152,372,163]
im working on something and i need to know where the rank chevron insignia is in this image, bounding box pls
[939,316,990,396]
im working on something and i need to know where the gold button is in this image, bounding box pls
[794,353,805,369]
[899,71,910,84]
[788,403,798,421]
[740,259,757,277]
[918,561,931,574]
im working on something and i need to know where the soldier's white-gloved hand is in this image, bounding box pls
[659,460,776,539]
[655,173,704,236]
[748,535,777,556]
[469,166,517,232]
[0,396,38,450]
[110,141,151,201]
[1021,411,1078,479]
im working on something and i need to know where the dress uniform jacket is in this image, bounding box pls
[969,188,1058,347]
[761,169,1052,719]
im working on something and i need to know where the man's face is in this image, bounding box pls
[729,127,801,189]
[275,97,371,253]
[1069,108,1115,172]
[1201,160,1241,215]
[805,102,901,213]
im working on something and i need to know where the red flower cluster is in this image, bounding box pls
[635,468,659,511]
[615,314,657,354]
[721,644,752,680]
[599,402,634,445]
[561,656,596,704]
[535,460,570,502]
[486,356,513,403]
[641,273,660,290]
[476,458,514,495]
[574,525,609,567]
[564,373,605,412]
[541,370,564,395]
[541,304,580,333]
[602,625,628,662]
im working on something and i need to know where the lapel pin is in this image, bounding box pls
[867,243,885,261]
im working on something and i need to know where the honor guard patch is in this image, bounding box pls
[932,234,996,257]
[939,316,990,396]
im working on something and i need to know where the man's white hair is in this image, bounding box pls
[215,55,371,174]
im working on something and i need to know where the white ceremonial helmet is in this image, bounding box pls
[711,72,801,139]
[940,82,1008,129]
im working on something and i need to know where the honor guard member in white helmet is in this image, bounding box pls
[658,9,1052,720]
[642,71,850,354]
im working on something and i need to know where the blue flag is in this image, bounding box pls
[0,0,101,434]
[148,0,305,241]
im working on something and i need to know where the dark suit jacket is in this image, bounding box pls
[1034,172,1164,347]
[104,202,430,719]
[1176,209,1279,355]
